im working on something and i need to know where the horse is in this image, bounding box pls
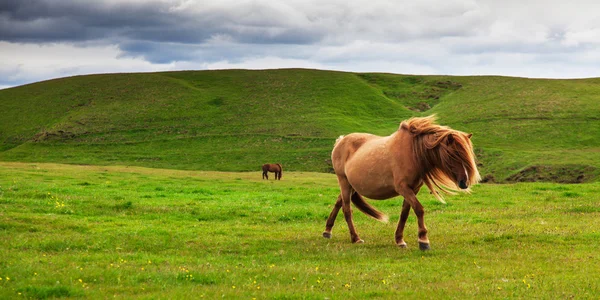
[323,115,480,250]
[262,163,283,180]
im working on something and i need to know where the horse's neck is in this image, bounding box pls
[389,130,410,147]
[389,129,423,169]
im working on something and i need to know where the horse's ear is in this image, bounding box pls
[467,133,473,139]
[400,121,419,135]
[400,121,409,132]
[446,134,455,145]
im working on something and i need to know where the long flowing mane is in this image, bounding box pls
[401,115,481,203]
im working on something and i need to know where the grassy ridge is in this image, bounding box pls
[435,76,600,181]
[1,69,599,181]
[1,162,599,298]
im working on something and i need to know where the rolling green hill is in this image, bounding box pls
[1,69,599,182]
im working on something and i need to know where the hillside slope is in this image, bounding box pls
[1,69,599,182]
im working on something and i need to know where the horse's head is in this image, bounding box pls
[403,115,481,202]
[443,133,476,190]
[449,156,469,189]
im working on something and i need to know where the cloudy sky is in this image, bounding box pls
[2,0,600,89]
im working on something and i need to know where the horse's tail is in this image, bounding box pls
[276,163,282,179]
[350,193,389,223]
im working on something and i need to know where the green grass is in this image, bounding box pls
[1,162,599,298]
[1,69,599,181]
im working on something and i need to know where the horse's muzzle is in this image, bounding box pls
[459,180,468,189]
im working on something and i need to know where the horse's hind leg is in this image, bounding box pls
[263,171,268,180]
[323,194,342,239]
[338,177,363,243]
[394,200,411,248]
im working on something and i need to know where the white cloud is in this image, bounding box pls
[563,28,600,47]
[0,42,172,86]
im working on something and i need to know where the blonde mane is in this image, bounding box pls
[401,115,481,203]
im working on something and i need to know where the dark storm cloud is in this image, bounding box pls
[0,0,172,41]
[0,0,324,45]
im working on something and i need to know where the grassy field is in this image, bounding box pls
[1,162,599,299]
[1,69,599,181]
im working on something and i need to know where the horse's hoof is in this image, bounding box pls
[322,232,332,239]
[419,242,431,251]
[397,242,407,248]
[353,239,365,244]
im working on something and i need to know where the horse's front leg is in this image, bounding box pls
[322,194,342,239]
[394,200,411,248]
[397,185,429,250]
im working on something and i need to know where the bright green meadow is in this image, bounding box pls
[1,162,599,299]
[1,69,600,298]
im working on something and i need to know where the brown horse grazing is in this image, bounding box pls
[262,163,282,180]
[323,115,480,250]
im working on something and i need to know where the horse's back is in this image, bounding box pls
[332,133,382,175]
[262,163,281,172]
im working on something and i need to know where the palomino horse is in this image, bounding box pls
[262,163,282,180]
[323,115,480,250]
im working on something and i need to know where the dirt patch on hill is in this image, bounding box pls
[506,165,597,183]
[33,130,77,142]
[356,74,463,112]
